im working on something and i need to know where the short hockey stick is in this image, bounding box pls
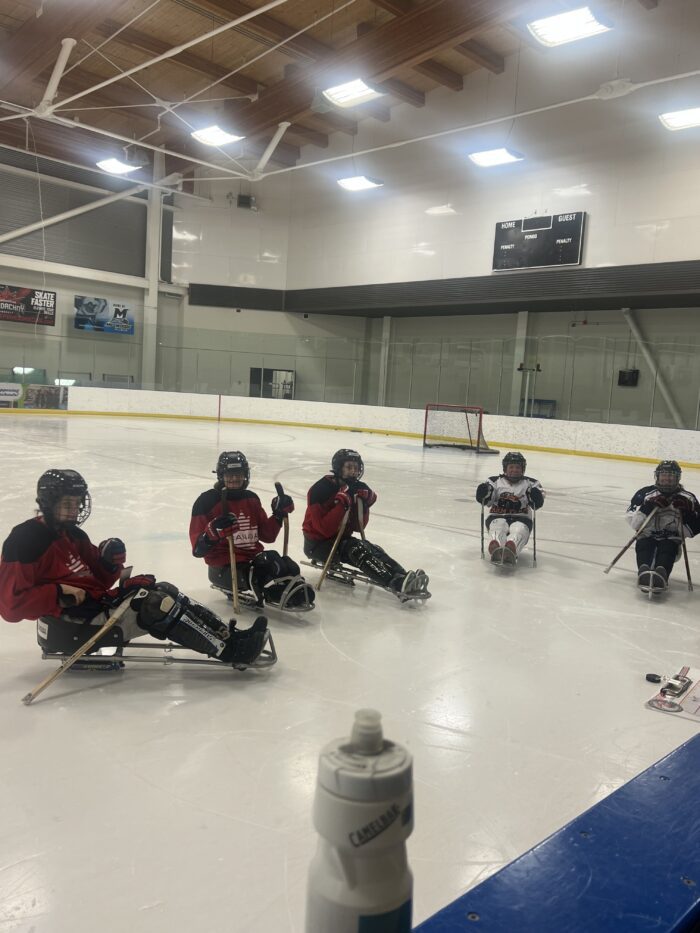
[603,506,659,574]
[222,488,240,614]
[357,496,366,542]
[680,516,693,592]
[317,508,350,591]
[22,588,147,706]
[275,482,289,557]
[532,507,537,568]
[480,502,485,559]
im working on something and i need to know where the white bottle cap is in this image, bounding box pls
[317,709,412,802]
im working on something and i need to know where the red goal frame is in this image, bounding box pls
[422,404,499,454]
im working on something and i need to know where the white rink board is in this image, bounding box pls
[2,414,700,933]
[66,386,700,464]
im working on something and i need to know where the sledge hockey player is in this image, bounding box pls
[190,451,314,611]
[302,449,430,601]
[0,470,270,667]
[626,460,699,593]
[475,451,545,566]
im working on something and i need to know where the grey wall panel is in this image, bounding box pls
[0,169,146,277]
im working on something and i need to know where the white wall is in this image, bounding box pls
[61,387,700,465]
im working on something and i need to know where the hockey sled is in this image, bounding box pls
[489,546,517,570]
[37,618,277,672]
[638,570,668,598]
[301,560,431,604]
[210,575,315,614]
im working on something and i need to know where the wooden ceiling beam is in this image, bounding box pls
[454,39,505,74]
[0,0,128,92]
[97,20,259,97]
[308,111,357,136]
[285,124,329,148]
[227,0,529,139]
[358,16,462,90]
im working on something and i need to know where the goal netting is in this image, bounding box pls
[422,404,499,454]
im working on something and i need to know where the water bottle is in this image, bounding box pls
[305,709,414,933]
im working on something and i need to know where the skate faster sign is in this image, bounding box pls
[492,212,586,271]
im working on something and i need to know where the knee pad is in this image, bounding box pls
[340,538,395,586]
[135,584,233,659]
[251,551,300,584]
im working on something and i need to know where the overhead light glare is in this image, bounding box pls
[13,366,34,374]
[322,79,384,108]
[336,175,384,191]
[191,125,245,146]
[96,158,139,175]
[527,6,610,47]
[425,203,457,215]
[54,378,76,386]
[468,148,523,167]
[659,108,700,131]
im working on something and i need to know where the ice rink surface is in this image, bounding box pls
[1,414,699,932]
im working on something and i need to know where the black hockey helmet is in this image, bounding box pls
[331,449,364,480]
[502,451,526,474]
[214,451,250,487]
[36,469,91,525]
[654,460,681,494]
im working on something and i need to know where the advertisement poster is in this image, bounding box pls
[74,295,135,335]
[0,285,56,325]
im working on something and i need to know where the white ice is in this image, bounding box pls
[1,415,698,932]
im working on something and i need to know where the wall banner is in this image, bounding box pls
[74,295,135,335]
[0,285,56,325]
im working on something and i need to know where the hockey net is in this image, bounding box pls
[422,404,499,454]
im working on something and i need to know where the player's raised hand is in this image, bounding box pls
[206,513,237,542]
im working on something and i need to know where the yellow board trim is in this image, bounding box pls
[2,407,700,470]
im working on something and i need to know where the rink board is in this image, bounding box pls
[416,734,700,933]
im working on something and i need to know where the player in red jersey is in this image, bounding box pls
[0,470,269,666]
[190,451,314,611]
[302,449,430,602]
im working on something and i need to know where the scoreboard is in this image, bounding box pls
[492,212,586,271]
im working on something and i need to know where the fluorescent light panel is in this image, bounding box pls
[54,378,76,386]
[13,366,34,374]
[322,79,384,108]
[336,175,383,191]
[527,6,610,47]
[191,125,245,146]
[659,108,700,131]
[96,158,139,174]
[468,148,523,167]
[425,204,457,215]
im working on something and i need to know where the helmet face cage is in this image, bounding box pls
[214,451,250,487]
[502,452,526,475]
[654,460,681,494]
[36,469,91,526]
[331,449,364,481]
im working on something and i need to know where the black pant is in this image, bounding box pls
[635,537,679,576]
[303,535,405,587]
[208,563,248,591]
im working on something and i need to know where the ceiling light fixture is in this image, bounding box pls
[96,158,139,175]
[425,203,457,215]
[527,6,610,47]
[191,125,245,146]
[336,175,384,191]
[468,148,524,167]
[13,366,34,374]
[322,79,384,109]
[659,107,700,131]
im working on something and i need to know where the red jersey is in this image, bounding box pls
[302,475,372,542]
[189,487,282,566]
[0,518,121,623]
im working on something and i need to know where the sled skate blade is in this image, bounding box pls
[210,583,263,611]
[302,559,358,588]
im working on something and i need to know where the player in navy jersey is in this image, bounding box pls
[190,451,314,611]
[302,449,430,601]
[476,451,545,565]
[0,470,270,666]
[626,460,700,592]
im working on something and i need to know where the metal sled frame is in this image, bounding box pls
[211,575,315,614]
[41,631,278,672]
[301,560,430,604]
[489,545,518,571]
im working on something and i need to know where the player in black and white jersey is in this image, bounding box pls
[475,452,545,565]
[626,460,699,592]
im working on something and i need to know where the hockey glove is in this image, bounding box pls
[206,513,237,542]
[672,494,693,513]
[475,482,492,504]
[351,481,376,506]
[527,487,544,510]
[99,537,126,571]
[271,492,294,519]
[119,574,156,594]
[333,486,353,511]
[640,492,669,514]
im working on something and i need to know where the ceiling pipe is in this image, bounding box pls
[49,0,292,114]
[35,38,77,115]
[252,122,291,177]
[0,172,180,247]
